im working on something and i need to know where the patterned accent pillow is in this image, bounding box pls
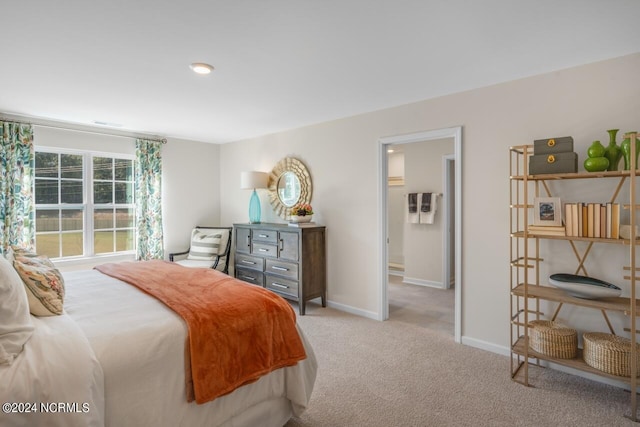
[187,229,223,261]
[5,245,38,263]
[13,255,65,317]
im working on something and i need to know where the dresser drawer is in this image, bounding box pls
[252,229,278,243]
[236,267,264,287]
[265,259,298,280]
[266,275,299,298]
[252,242,278,258]
[235,253,264,271]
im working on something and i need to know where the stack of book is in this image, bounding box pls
[527,225,566,236]
[563,202,620,238]
[288,221,316,228]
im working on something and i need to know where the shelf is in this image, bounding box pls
[512,338,637,385]
[510,231,637,245]
[510,170,631,181]
[510,139,640,420]
[511,284,639,314]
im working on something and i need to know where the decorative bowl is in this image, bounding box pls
[290,215,312,224]
[549,273,621,299]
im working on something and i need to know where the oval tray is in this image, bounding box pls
[549,273,621,300]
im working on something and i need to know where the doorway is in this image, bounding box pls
[378,127,462,343]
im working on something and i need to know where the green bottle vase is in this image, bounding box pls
[604,129,622,171]
[621,132,640,170]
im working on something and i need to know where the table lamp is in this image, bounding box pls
[240,171,269,223]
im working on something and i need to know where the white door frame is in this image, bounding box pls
[442,154,455,290]
[378,126,462,343]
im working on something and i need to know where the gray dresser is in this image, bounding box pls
[233,222,326,315]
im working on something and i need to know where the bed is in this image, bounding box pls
[0,260,317,427]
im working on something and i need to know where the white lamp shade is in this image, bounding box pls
[240,171,269,189]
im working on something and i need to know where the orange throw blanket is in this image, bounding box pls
[95,260,306,404]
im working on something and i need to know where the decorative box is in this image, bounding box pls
[533,136,574,155]
[529,152,578,175]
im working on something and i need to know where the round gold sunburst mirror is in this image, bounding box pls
[268,157,312,220]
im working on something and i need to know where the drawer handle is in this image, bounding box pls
[258,248,269,252]
[547,138,555,147]
[271,282,289,289]
[279,239,283,251]
[240,275,256,281]
[241,260,256,265]
[258,234,269,238]
[246,236,250,247]
[271,266,288,271]
[547,154,555,164]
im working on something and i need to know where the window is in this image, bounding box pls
[34,149,135,259]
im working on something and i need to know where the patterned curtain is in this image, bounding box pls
[135,138,164,260]
[0,122,35,254]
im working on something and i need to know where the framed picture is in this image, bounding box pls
[533,197,562,226]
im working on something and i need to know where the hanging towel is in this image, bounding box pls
[421,193,432,213]
[419,193,438,224]
[408,193,418,213]
[406,193,419,223]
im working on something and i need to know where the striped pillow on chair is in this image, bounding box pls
[186,229,223,261]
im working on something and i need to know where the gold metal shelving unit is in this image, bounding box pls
[509,134,639,421]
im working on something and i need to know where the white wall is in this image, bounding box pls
[33,126,221,268]
[219,52,640,347]
[402,138,453,287]
[161,139,221,256]
[35,126,135,155]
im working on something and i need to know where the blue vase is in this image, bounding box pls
[248,189,261,223]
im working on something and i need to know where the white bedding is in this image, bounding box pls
[0,311,105,427]
[1,268,317,427]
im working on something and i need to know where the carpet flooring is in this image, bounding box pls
[387,274,454,335]
[285,300,638,426]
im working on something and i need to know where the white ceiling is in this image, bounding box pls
[3,0,640,144]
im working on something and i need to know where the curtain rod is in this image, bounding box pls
[1,115,167,144]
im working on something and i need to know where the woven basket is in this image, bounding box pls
[583,332,640,377]
[528,320,577,359]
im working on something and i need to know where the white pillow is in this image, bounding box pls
[0,255,34,365]
[187,228,229,261]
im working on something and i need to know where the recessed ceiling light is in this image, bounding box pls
[387,149,394,153]
[190,62,214,74]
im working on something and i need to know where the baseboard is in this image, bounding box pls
[326,300,379,320]
[461,336,511,356]
[402,276,445,289]
[388,269,404,278]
